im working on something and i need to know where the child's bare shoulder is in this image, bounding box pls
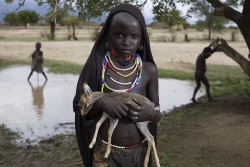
[142,61,157,74]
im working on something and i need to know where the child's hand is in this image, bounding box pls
[98,96,128,119]
[127,98,155,122]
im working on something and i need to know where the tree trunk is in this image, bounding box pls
[72,23,78,40]
[210,38,250,78]
[67,25,71,40]
[208,26,211,40]
[50,21,55,40]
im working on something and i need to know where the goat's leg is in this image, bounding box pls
[137,122,161,167]
[104,118,119,158]
[151,139,160,167]
[89,113,107,148]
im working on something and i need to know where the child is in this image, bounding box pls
[191,45,217,104]
[73,4,161,167]
[27,42,48,81]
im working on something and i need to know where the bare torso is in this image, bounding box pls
[99,59,153,146]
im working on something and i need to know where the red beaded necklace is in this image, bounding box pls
[111,48,134,66]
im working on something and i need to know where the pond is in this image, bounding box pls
[0,66,204,144]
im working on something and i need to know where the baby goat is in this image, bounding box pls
[78,82,160,167]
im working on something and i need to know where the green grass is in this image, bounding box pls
[0,58,29,69]
[45,59,83,75]
[159,64,248,97]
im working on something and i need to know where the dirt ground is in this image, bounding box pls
[1,27,250,166]
[0,26,249,72]
[158,94,250,167]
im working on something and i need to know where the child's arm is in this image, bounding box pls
[41,51,44,63]
[128,62,162,124]
[30,51,35,59]
[86,97,128,120]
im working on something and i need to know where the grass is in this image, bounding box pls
[0,58,29,69]
[45,59,83,75]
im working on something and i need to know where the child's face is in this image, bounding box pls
[36,43,41,50]
[109,12,142,59]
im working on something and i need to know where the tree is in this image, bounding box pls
[17,10,39,28]
[188,0,229,39]
[3,0,145,40]
[45,8,66,40]
[4,13,19,26]
[62,15,80,40]
[160,9,185,31]
[152,0,250,78]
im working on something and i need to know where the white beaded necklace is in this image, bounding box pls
[107,52,136,71]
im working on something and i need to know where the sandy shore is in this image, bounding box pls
[0,26,249,71]
[0,40,248,72]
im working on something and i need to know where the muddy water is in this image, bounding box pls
[0,66,203,144]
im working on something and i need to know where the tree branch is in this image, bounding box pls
[207,0,242,24]
[3,0,26,14]
[211,38,250,77]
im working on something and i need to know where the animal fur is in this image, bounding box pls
[78,82,161,167]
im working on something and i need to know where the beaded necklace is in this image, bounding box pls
[107,52,136,71]
[105,55,138,78]
[101,52,142,93]
[111,48,133,66]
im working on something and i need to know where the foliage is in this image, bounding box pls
[160,9,185,28]
[3,13,19,26]
[188,0,229,39]
[45,9,65,25]
[62,15,79,25]
[212,16,229,30]
[17,10,40,27]
[4,10,39,27]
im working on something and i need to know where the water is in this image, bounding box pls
[0,66,204,144]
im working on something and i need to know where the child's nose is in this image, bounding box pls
[122,37,130,46]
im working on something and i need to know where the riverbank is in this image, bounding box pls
[1,57,250,167]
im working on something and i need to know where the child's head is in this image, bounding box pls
[108,12,142,59]
[35,42,41,50]
[93,4,154,64]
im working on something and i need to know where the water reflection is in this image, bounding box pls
[28,80,47,120]
[159,78,204,113]
[0,66,204,144]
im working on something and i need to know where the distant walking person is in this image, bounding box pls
[28,42,48,81]
[191,45,216,104]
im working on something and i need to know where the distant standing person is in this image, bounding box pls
[28,42,48,81]
[191,45,217,104]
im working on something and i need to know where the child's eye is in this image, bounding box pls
[114,33,123,38]
[117,34,123,38]
[132,35,139,39]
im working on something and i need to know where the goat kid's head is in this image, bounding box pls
[78,82,93,116]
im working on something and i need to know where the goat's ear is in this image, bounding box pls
[216,37,219,42]
[82,82,92,98]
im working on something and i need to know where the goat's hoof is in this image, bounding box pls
[89,143,94,148]
[104,153,109,158]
